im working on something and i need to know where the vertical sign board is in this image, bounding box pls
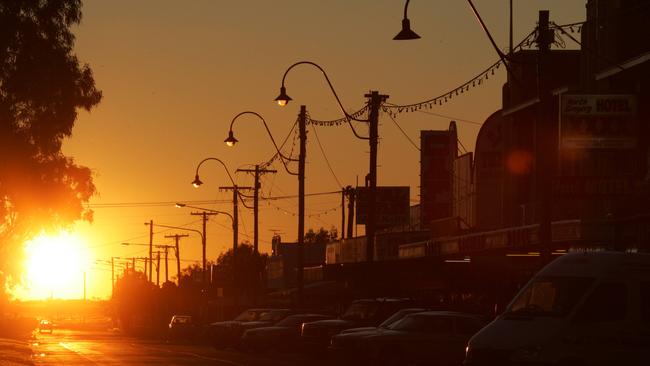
[356,186,410,228]
[560,94,637,149]
[421,131,455,226]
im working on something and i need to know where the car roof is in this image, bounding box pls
[407,311,483,319]
[538,251,650,278]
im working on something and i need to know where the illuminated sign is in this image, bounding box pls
[560,94,637,149]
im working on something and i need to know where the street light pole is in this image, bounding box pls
[191,157,249,280]
[164,234,188,284]
[225,111,295,254]
[145,222,204,284]
[365,91,388,262]
[237,165,277,254]
[297,105,307,306]
[148,219,153,283]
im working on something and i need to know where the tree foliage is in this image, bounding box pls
[0,1,101,277]
[111,270,158,331]
[304,227,338,245]
[213,244,267,292]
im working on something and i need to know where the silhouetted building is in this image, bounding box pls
[267,236,326,289]
[420,123,458,230]
[475,2,649,231]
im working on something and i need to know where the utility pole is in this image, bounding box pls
[83,272,86,301]
[345,186,356,239]
[165,234,188,285]
[156,251,161,287]
[365,91,389,262]
[297,105,307,307]
[162,245,169,283]
[219,185,253,290]
[111,257,115,297]
[189,212,218,284]
[218,185,254,253]
[148,219,153,283]
[536,10,554,264]
[237,165,277,253]
[346,186,355,239]
[341,188,346,239]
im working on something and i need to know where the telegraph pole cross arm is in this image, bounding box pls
[165,234,189,285]
[237,166,277,253]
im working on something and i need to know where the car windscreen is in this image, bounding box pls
[507,276,594,317]
[386,314,453,333]
[341,302,380,321]
[259,310,289,322]
[275,315,312,327]
[378,309,424,328]
[234,310,262,322]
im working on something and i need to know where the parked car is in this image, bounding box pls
[465,251,650,366]
[301,298,414,350]
[241,314,334,352]
[360,311,485,366]
[206,308,293,349]
[167,315,195,342]
[38,319,53,334]
[329,308,427,358]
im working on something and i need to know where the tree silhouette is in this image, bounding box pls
[0,1,101,279]
[112,271,158,332]
[213,244,267,295]
[304,227,338,245]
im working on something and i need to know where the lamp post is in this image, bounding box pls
[225,109,305,304]
[191,158,251,254]
[275,61,388,267]
[191,158,252,291]
[225,111,290,253]
[175,202,235,256]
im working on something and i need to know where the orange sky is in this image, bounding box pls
[34,0,587,300]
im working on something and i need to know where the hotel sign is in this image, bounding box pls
[560,94,637,149]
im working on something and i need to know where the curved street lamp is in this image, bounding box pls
[225,111,298,254]
[191,157,253,292]
[393,0,420,40]
[275,60,369,140]
[274,61,387,306]
[225,111,299,168]
[192,157,236,188]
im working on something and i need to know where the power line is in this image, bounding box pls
[413,109,482,126]
[384,111,420,151]
[309,123,343,188]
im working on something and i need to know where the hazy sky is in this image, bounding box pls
[53,0,586,299]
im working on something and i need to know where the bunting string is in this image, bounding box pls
[306,105,370,127]
[381,28,540,116]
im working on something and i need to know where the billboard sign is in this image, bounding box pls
[560,94,637,149]
[356,186,410,228]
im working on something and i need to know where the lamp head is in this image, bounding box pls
[191,174,203,188]
[224,130,238,147]
[393,18,420,40]
[175,203,186,208]
[274,86,292,107]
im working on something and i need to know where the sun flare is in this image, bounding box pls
[16,231,91,300]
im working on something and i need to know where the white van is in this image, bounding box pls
[465,251,650,366]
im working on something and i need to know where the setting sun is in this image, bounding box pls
[15,231,91,300]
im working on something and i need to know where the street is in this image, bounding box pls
[31,329,328,366]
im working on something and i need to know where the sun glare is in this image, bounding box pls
[16,231,90,300]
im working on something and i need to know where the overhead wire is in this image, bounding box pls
[384,111,420,152]
[309,122,343,188]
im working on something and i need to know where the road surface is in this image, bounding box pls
[31,329,328,366]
